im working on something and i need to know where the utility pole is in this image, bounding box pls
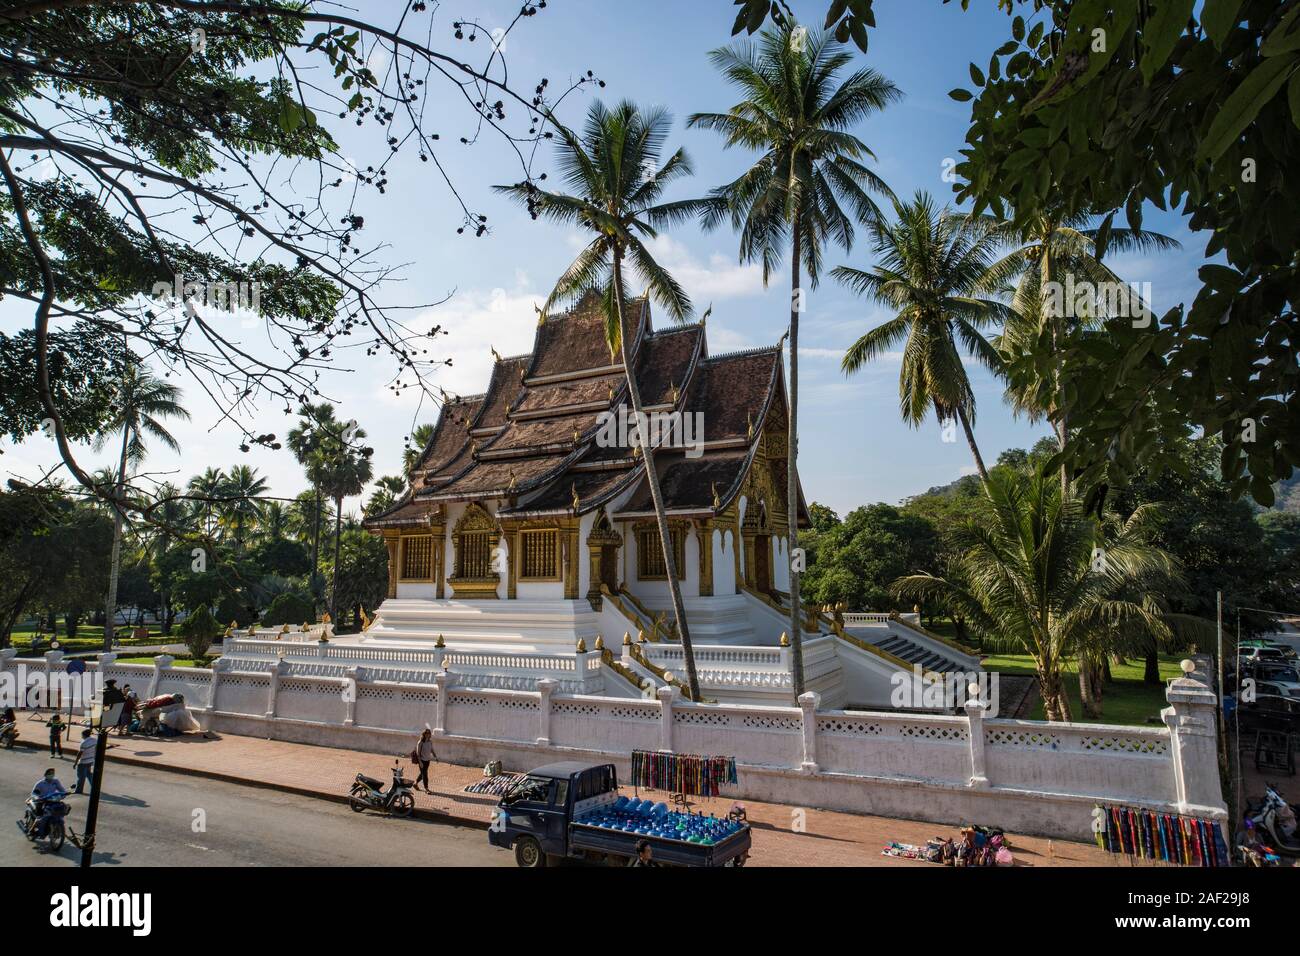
[79,700,121,868]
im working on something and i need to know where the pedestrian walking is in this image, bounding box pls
[72,728,97,795]
[46,712,65,757]
[413,726,438,793]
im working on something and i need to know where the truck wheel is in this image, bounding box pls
[514,836,547,868]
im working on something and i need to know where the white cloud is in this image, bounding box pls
[959,465,980,477]
[641,235,765,302]
[387,282,544,405]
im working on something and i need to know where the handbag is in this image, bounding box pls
[409,749,419,764]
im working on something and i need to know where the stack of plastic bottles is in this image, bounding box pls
[576,795,744,846]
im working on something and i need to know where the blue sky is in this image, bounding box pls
[0,0,1212,517]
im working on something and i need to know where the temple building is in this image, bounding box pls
[346,292,980,707]
[365,290,800,612]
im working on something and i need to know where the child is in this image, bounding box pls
[46,712,65,757]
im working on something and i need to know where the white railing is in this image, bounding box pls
[843,613,892,626]
[0,647,1226,840]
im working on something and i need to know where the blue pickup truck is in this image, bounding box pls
[488,761,751,867]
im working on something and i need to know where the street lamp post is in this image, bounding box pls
[79,699,122,868]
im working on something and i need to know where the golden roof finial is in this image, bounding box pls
[622,632,632,646]
[747,411,755,441]
[573,427,581,444]
[575,637,587,653]
[780,631,790,647]
[594,635,605,651]
[637,628,647,643]
[534,302,545,325]
[701,302,712,326]
[508,474,517,491]
[670,381,679,404]
[490,345,501,363]
[571,482,581,512]
[712,482,721,510]
[435,634,446,648]
[607,383,614,402]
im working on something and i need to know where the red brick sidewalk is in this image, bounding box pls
[38,725,1138,867]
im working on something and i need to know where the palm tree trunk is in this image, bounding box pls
[955,405,989,482]
[1037,660,1073,722]
[1040,237,1069,497]
[1144,640,1161,685]
[611,248,701,701]
[329,495,343,622]
[1078,652,1101,718]
[310,488,322,616]
[787,229,806,700]
[103,425,131,651]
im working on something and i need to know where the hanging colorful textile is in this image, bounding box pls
[1094,804,1228,867]
[630,750,739,797]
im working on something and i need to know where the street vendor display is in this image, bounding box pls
[576,795,745,847]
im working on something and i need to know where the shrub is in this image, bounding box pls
[179,605,220,660]
[261,592,314,627]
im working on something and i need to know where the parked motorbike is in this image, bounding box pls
[1244,784,1300,856]
[348,760,415,817]
[20,796,68,851]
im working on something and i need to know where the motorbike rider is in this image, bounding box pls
[0,707,17,748]
[29,768,68,837]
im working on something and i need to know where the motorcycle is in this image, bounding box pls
[1244,784,1300,856]
[348,760,415,817]
[20,795,68,851]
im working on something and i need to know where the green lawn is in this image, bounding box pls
[981,652,1182,726]
[8,623,171,655]
[113,656,207,667]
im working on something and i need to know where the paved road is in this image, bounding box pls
[0,747,507,867]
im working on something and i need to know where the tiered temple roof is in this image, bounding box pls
[364,290,808,529]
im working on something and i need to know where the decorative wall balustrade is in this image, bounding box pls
[0,647,1223,834]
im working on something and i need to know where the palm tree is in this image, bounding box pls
[287,402,337,615]
[403,423,437,474]
[366,475,407,517]
[258,500,290,542]
[689,23,899,697]
[93,363,189,649]
[892,469,1182,722]
[219,464,268,546]
[980,208,1180,494]
[142,481,191,635]
[495,100,708,700]
[314,420,374,623]
[187,467,226,539]
[286,490,332,543]
[833,193,1008,482]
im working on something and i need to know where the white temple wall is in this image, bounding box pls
[7,650,1223,842]
[736,495,747,580]
[713,526,736,596]
[577,510,596,598]
[773,536,790,592]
